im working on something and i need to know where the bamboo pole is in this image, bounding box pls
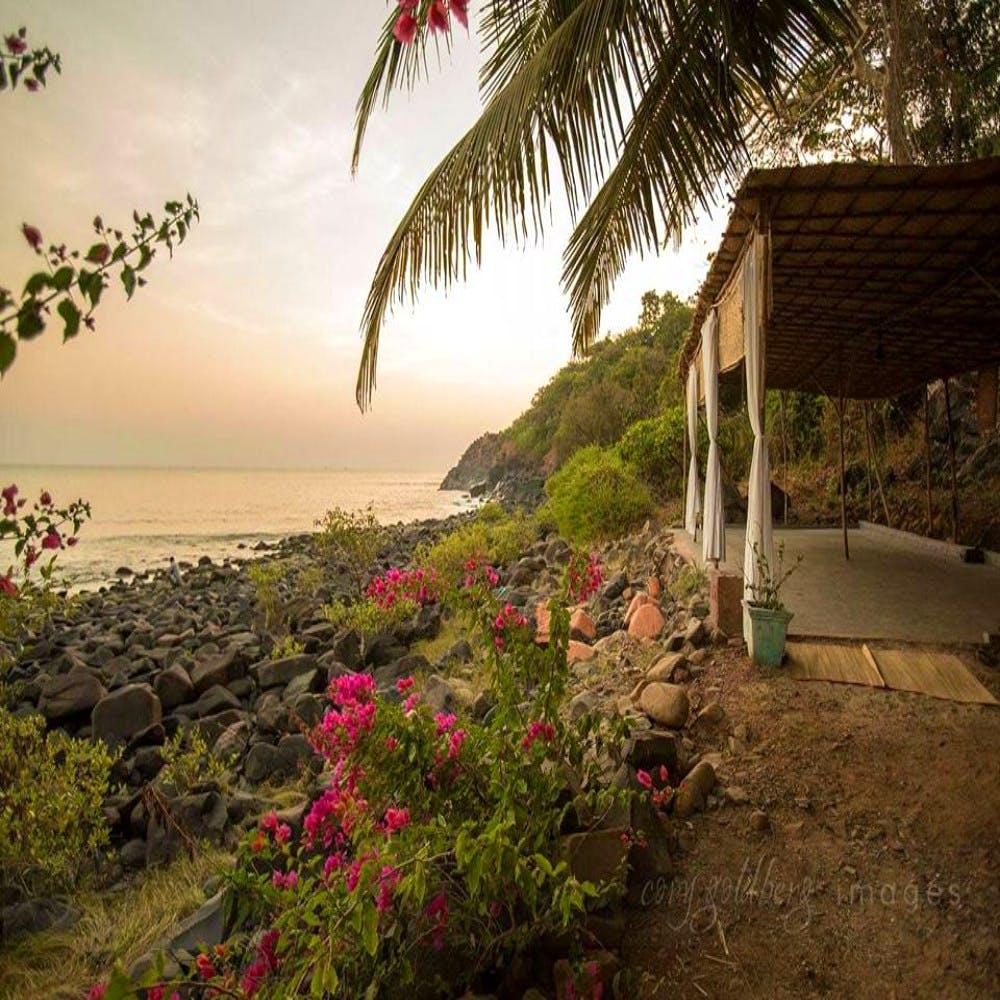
[863,401,874,522]
[923,384,933,535]
[863,402,893,528]
[779,391,789,525]
[943,377,960,542]
[838,386,850,560]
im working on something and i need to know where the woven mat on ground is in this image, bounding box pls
[786,641,998,705]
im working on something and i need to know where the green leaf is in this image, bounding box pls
[58,298,81,340]
[86,243,109,264]
[112,241,128,262]
[136,245,154,271]
[51,266,75,292]
[361,903,379,956]
[0,332,15,375]
[120,266,136,300]
[23,272,51,296]
[16,303,44,340]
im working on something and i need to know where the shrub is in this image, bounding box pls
[0,707,115,898]
[248,559,322,639]
[544,445,654,543]
[668,564,708,601]
[314,504,385,588]
[616,405,694,499]
[416,506,536,586]
[270,635,305,660]
[322,596,419,637]
[107,556,645,1000]
[158,729,232,797]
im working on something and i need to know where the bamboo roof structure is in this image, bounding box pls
[680,157,1000,399]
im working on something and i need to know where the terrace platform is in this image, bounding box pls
[673,525,1000,645]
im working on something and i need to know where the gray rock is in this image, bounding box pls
[570,690,598,721]
[169,892,227,953]
[192,684,241,717]
[283,669,319,701]
[243,741,299,784]
[154,663,195,710]
[674,760,716,819]
[623,730,679,774]
[39,671,107,720]
[1,898,81,940]
[120,838,148,869]
[251,653,317,689]
[638,682,689,729]
[421,674,457,714]
[190,647,246,694]
[92,684,162,743]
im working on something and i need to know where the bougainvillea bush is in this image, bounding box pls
[0,483,91,670]
[104,553,639,999]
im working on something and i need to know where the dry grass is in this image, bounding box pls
[0,847,230,1000]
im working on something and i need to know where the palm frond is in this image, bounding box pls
[563,0,858,352]
[355,0,668,408]
[353,0,859,408]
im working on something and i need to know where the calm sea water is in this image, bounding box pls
[0,466,471,590]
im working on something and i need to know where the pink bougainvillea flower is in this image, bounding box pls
[451,0,469,29]
[41,531,61,550]
[425,891,450,949]
[24,545,38,568]
[636,768,653,789]
[5,34,27,55]
[447,728,467,759]
[39,490,52,506]
[24,78,39,92]
[0,575,18,598]
[384,806,410,834]
[393,12,418,44]
[427,0,449,33]
[20,224,42,250]
[85,982,107,1000]
[385,734,399,752]
[434,711,457,735]
[67,536,78,546]
[396,676,414,693]
[195,953,217,980]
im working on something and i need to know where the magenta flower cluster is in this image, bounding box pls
[367,565,440,609]
[392,0,469,45]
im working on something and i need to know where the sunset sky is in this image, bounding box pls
[0,0,725,471]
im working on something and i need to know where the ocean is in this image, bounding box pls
[0,466,471,591]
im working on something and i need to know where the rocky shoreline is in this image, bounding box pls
[2,509,732,996]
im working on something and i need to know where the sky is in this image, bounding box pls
[0,0,726,471]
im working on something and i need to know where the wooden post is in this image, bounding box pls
[864,401,893,528]
[863,401,874,522]
[923,384,933,535]
[779,391,789,525]
[943,377,960,542]
[838,386,850,560]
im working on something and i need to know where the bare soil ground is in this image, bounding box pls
[624,648,1000,999]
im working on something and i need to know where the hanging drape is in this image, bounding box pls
[684,363,701,539]
[742,233,774,604]
[701,309,725,563]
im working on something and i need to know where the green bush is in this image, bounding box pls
[322,596,419,637]
[158,729,232,797]
[616,404,698,499]
[0,707,115,897]
[544,445,654,543]
[416,506,536,585]
[314,504,385,587]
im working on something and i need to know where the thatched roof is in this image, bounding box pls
[681,157,1000,399]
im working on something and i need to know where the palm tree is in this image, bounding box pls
[352,0,858,409]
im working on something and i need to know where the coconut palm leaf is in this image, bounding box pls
[353,0,858,409]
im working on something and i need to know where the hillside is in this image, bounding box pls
[441,291,693,506]
[443,292,1000,551]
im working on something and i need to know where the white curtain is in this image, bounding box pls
[701,310,725,563]
[684,363,700,539]
[743,234,774,604]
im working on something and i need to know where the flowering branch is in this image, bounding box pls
[391,0,469,45]
[0,196,200,377]
[0,27,61,93]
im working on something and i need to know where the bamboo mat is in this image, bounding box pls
[785,640,998,706]
[868,646,998,705]
[786,641,885,687]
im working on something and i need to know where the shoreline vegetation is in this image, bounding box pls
[1,500,714,998]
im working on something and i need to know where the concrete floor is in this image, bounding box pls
[676,526,1000,644]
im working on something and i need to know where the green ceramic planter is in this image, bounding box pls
[744,602,794,667]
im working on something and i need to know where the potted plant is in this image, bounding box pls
[742,541,801,667]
